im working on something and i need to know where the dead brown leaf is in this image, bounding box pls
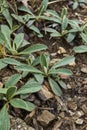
[0,45,6,57]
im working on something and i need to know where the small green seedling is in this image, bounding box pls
[11,0,49,37]
[44,7,68,38]
[0,25,47,56]
[0,74,42,130]
[0,0,12,28]
[15,54,75,96]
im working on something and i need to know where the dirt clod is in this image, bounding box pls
[37,110,55,126]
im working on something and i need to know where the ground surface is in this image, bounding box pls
[0,0,87,130]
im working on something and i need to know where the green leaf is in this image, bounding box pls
[80,33,87,43]
[15,64,42,74]
[44,27,61,37]
[41,16,61,23]
[68,20,79,28]
[21,40,30,48]
[18,6,33,15]
[46,9,61,22]
[44,27,58,33]
[5,74,21,88]
[0,59,7,70]
[19,44,47,55]
[57,68,72,75]
[22,71,29,78]
[32,56,40,66]
[10,98,36,111]
[49,68,72,75]
[73,45,87,53]
[13,33,24,50]
[2,7,12,28]
[6,87,16,100]
[12,14,25,23]
[58,80,67,89]
[68,28,79,33]
[50,31,61,37]
[66,33,76,42]
[61,7,67,18]
[2,58,22,66]
[0,88,7,94]
[16,80,42,95]
[49,78,62,96]
[40,54,47,68]
[62,15,68,31]
[0,31,5,44]
[0,105,10,130]
[52,56,75,69]
[29,25,43,37]
[26,20,35,27]
[1,25,11,48]
[34,74,44,84]
[39,0,48,15]
[12,14,30,24]
[12,25,20,32]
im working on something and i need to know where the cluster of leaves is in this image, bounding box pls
[0,0,87,45]
[0,54,75,129]
[0,74,42,129]
[0,0,86,129]
[0,24,47,56]
[44,8,87,44]
[15,54,75,96]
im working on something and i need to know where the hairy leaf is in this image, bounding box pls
[5,74,21,88]
[39,0,48,15]
[66,33,76,42]
[49,68,72,75]
[58,80,67,89]
[2,58,22,66]
[15,64,42,74]
[62,15,68,31]
[18,5,33,15]
[80,33,87,43]
[19,44,47,55]
[34,74,44,84]
[1,25,11,48]
[49,78,62,96]
[73,45,87,53]
[40,54,47,69]
[52,56,75,69]
[13,33,24,50]
[0,88,7,94]
[0,105,10,130]
[2,6,12,28]
[6,87,16,100]
[16,80,42,94]
[0,59,7,70]
[51,31,61,37]
[10,98,36,111]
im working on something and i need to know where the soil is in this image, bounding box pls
[0,0,87,130]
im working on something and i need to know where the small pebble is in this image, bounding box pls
[67,84,72,89]
[81,67,87,73]
[37,110,55,126]
[81,104,87,114]
[75,119,83,125]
